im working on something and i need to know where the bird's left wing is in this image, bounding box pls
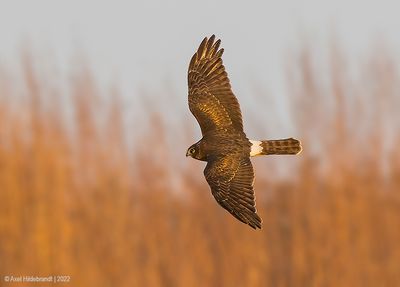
[188,35,243,135]
[204,156,262,229]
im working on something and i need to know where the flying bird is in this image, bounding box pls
[186,35,302,229]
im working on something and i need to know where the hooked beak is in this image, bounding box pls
[186,150,190,157]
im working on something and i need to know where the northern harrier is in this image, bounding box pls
[186,35,302,229]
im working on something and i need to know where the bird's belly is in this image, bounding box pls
[202,132,251,158]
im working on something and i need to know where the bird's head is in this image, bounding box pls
[186,142,205,160]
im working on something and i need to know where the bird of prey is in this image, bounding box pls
[186,35,302,229]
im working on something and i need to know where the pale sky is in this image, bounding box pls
[1,0,400,134]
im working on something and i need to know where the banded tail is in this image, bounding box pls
[250,138,302,156]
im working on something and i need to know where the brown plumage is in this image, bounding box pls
[259,138,302,155]
[186,35,302,229]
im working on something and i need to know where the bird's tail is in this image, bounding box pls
[250,138,302,156]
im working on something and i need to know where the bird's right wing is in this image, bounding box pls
[204,156,262,229]
[188,35,243,135]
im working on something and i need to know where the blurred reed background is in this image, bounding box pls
[0,45,400,287]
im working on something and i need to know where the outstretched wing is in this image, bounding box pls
[188,35,243,135]
[204,156,262,229]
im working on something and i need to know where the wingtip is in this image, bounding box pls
[247,212,263,230]
[209,34,215,42]
[194,35,223,63]
[249,221,262,230]
[197,36,209,58]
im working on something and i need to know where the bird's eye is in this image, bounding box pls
[190,148,195,154]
